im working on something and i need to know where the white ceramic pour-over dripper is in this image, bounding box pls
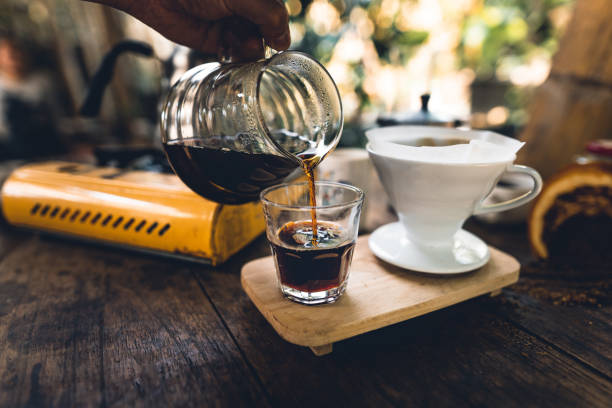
[365,126,542,274]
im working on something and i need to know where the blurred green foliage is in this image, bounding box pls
[456,0,573,129]
[458,0,573,79]
[1,0,574,138]
[291,0,429,64]
[288,0,573,133]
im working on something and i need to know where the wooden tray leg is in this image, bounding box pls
[310,343,333,356]
[489,289,502,297]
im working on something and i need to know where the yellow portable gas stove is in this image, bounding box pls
[1,161,265,265]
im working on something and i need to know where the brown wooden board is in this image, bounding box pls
[241,235,520,354]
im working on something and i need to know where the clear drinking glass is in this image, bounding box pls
[260,182,364,305]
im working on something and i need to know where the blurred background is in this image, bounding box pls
[0,0,575,161]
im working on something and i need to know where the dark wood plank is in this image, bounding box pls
[336,297,612,408]
[0,160,31,261]
[466,219,612,378]
[0,221,30,262]
[499,290,612,379]
[0,225,27,260]
[0,236,269,407]
[196,236,612,408]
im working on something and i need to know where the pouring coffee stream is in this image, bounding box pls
[298,154,320,243]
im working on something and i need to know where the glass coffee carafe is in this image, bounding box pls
[160,51,343,204]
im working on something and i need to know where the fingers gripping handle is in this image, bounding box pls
[474,164,543,215]
[217,17,277,63]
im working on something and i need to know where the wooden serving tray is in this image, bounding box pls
[241,235,520,356]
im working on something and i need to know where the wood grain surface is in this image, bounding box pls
[241,236,519,349]
[0,216,610,407]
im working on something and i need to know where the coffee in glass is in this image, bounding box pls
[261,182,363,305]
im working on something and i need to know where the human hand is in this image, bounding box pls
[86,0,290,61]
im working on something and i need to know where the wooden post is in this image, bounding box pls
[517,0,612,181]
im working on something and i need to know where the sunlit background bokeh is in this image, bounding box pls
[288,0,572,135]
[1,0,574,151]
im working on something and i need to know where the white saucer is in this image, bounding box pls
[369,222,490,274]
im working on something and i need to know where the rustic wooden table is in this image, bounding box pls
[0,172,610,407]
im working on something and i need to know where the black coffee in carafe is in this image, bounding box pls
[164,138,300,204]
[160,52,343,205]
[162,130,322,204]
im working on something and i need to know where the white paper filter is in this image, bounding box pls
[367,127,524,164]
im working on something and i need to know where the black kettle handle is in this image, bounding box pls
[80,40,155,117]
